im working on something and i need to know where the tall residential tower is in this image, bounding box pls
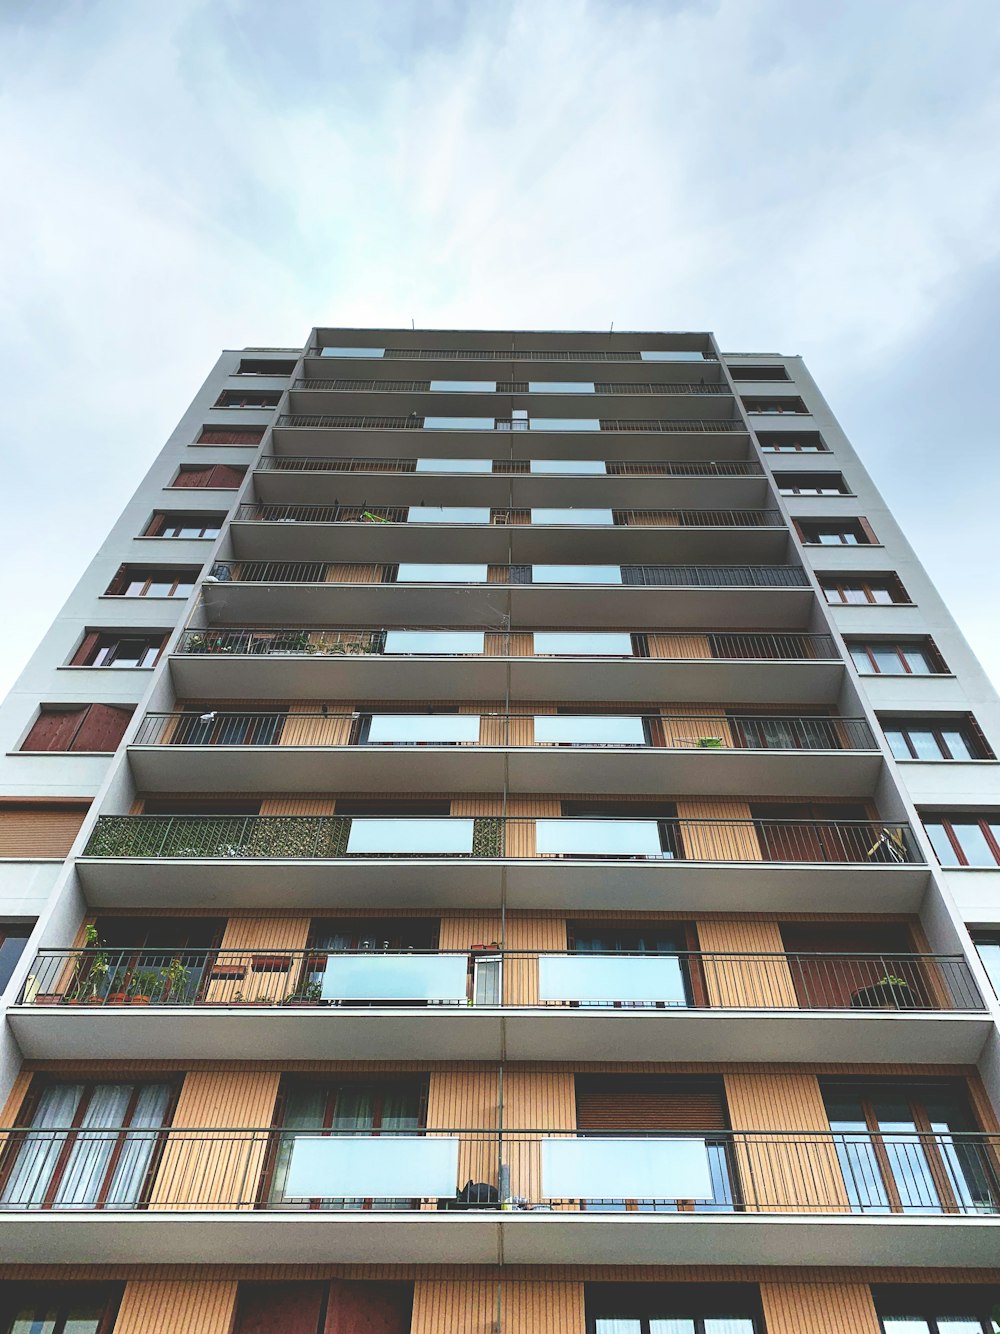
[0,329,997,1332]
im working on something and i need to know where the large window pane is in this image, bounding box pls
[533,632,634,655]
[529,418,601,431]
[975,941,1000,997]
[531,508,614,525]
[383,630,485,655]
[925,822,962,867]
[900,646,934,674]
[407,506,491,524]
[532,565,622,584]
[319,347,384,358]
[940,729,975,760]
[415,457,492,472]
[534,716,646,745]
[528,382,595,393]
[422,416,495,430]
[950,822,997,867]
[429,380,495,392]
[530,459,606,474]
[396,563,489,582]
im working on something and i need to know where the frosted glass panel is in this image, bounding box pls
[346,818,474,854]
[530,459,606,474]
[415,458,493,473]
[534,715,646,745]
[321,346,386,357]
[423,416,495,430]
[430,380,496,392]
[320,953,468,1002]
[284,1136,459,1198]
[539,954,686,1004]
[881,1323,931,1334]
[396,563,489,582]
[384,631,485,655]
[541,1138,713,1200]
[531,508,614,526]
[533,632,633,655]
[532,565,622,583]
[528,382,595,393]
[536,819,662,856]
[407,506,491,524]
[367,714,480,744]
[640,350,706,361]
[530,418,601,431]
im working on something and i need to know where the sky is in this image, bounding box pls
[1,0,999,697]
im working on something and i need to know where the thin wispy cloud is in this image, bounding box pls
[1,0,999,695]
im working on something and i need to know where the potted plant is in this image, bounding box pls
[128,969,163,1006]
[850,975,914,1009]
[159,958,193,1004]
[69,924,110,1004]
[284,980,323,1006]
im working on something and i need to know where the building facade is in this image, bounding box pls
[0,328,997,1331]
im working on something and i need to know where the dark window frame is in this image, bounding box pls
[774,471,850,496]
[881,715,992,762]
[586,1281,763,1333]
[742,396,809,415]
[74,632,167,669]
[0,1282,123,1334]
[146,513,225,539]
[796,518,877,546]
[214,391,281,409]
[105,566,198,599]
[923,813,1000,868]
[848,639,948,676]
[820,574,910,606]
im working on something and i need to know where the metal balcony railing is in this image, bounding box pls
[256,455,765,477]
[292,378,732,395]
[232,503,785,528]
[275,415,746,433]
[83,815,922,864]
[0,1126,995,1215]
[207,562,810,588]
[308,347,718,363]
[20,947,983,1012]
[174,627,839,661]
[132,710,877,752]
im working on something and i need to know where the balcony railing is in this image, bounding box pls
[232,503,785,528]
[83,815,922,864]
[132,711,877,752]
[207,562,810,588]
[308,347,718,362]
[293,379,732,395]
[20,947,983,1012]
[0,1126,995,1215]
[174,627,839,661]
[256,455,765,477]
[276,415,745,433]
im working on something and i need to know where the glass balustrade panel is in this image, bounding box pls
[536,819,663,856]
[533,716,646,745]
[346,818,475,855]
[383,630,486,655]
[530,508,614,525]
[365,715,480,744]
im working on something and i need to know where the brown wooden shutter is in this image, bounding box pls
[326,1282,413,1334]
[144,514,166,536]
[210,464,246,487]
[174,466,213,488]
[0,803,90,857]
[71,704,134,752]
[235,1281,325,1334]
[20,708,88,752]
[576,1077,727,1131]
[858,516,879,544]
[71,632,101,665]
[198,428,264,445]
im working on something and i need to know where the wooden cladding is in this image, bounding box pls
[410,1278,585,1334]
[20,703,134,753]
[760,1280,880,1334]
[172,463,246,489]
[697,920,798,1008]
[197,428,265,445]
[0,801,90,858]
[112,1280,238,1334]
[576,1076,728,1131]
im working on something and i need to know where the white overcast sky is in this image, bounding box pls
[1,0,999,698]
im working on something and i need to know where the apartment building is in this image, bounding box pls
[0,328,997,1332]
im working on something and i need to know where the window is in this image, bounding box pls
[923,814,1000,868]
[586,1283,761,1334]
[429,380,495,392]
[728,365,790,381]
[145,513,224,539]
[0,1284,123,1334]
[20,704,134,753]
[319,346,385,358]
[0,1079,175,1209]
[236,358,295,376]
[881,716,990,762]
[972,935,1000,998]
[529,381,596,393]
[171,463,246,489]
[71,633,166,668]
[742,396,809,415]
[848,639,946,676]
[757,431,827,452]
[819,574,910,605]
[196,427,265,445]
[0,926,31,994]
[105,566,198,598]
[214,391,280,409]
[234,1279,413,1333]
[773,471,850,496]
[874,1285,1000,1334]
[796,518,876,545]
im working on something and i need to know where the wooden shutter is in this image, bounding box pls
[71,632,101,665]
[144,514,166,535]
[0,803,89,857]
[198,428,264,444]
[211,464,247,487]
[71,703,134,751]
[235,1281,325,1334]
[326,1282,413,1334]
[20,708,88,752]
[576,1076,727,1131]
[174,466,213,488]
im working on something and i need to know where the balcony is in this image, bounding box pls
[0,1126,995,1266]
[77,815,928,915]
[253,454,769,510]
[170,627,844,705]
[228,503,788,563]
[10,946,987,1064]
[200,562,812,629]
[126,711,881,797]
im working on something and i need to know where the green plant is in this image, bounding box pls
[159,958,192,1001]
[875,975,910,989]
[71,924,109,1000]
[696,736,723,749]
[285,980,323,1004]
[360,510,389,524]
[129,969,163,1000]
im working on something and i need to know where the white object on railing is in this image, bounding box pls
[346,818,475,855]
[535,819,662,857]
[320,953,468,1003]
[366,715,480,745]
[541,1137,713,1200]
[538,955,686,1005]
[285,1136,460,1199]
[534,716,646,746]
[530,508,614,526]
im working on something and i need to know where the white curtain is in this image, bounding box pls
[53,1083,134,1208]
[0,1083,83,1208]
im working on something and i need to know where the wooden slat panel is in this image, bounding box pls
[112,1280,238,1334]
[676,799,760,861]
[760,1280,880,1334]
[280,705,353,746]
[426,1069,499,1196]
[0,805,89,858]
[504,1070,576,1204]
[725,1072,850,1214]
[150,1072,280,1211]
[697,920,798,1008]
[437,916,502,950]
[204,917,311,1004]
[500,1280,586,1333]
[646,634,711,659]
[503,918,566,1006]
[410,1278,498,1334]
[260,798,335,815]
[324,564,381,583]
[659,704,735,748]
